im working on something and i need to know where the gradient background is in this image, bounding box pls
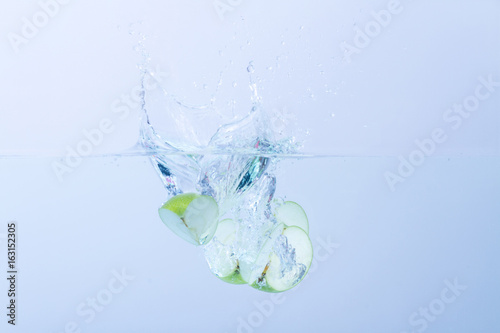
[1,1,499,332]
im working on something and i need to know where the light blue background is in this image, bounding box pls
[0,1,499,332]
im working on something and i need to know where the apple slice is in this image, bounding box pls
[237,259,253,283]
[158,193,219,246]
[205,219,247,285]
[249,224,313,293]
[275,201,309,234]
[264,226,313,291]
[247,223,285,286]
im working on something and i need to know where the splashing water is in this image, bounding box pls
[139,64,311,292]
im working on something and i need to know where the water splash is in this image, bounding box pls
[139,63,298,194]
[139,61,309,292]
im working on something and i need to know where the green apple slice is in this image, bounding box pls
[159,193,219,246]
[247,223,285,286]
[214,218,237,244]
[264,226,313,291]
[205,219,247,284]
[275,201,309,234]
[250,224,313,293]
[238,259,253,283]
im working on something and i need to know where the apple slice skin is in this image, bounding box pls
[218,268,248,285]
[216,255,254,285]
[249,274,283,293]
[162,193,199,217]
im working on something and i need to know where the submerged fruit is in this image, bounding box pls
[158,193,219,246]
[249,223,313,293]
[275,201,309,234]
[205,219,247,284]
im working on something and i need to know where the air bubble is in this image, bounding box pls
[247,62,255,73]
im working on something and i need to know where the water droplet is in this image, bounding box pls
[330,113,335,118]
[203,84,208,90]
[232,81,238,88]
[247,62,255,73]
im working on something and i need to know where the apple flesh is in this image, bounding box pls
[275,201,309,234]
[205,219,248,284]
[249,223,313,293]
[158,193,219,246]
